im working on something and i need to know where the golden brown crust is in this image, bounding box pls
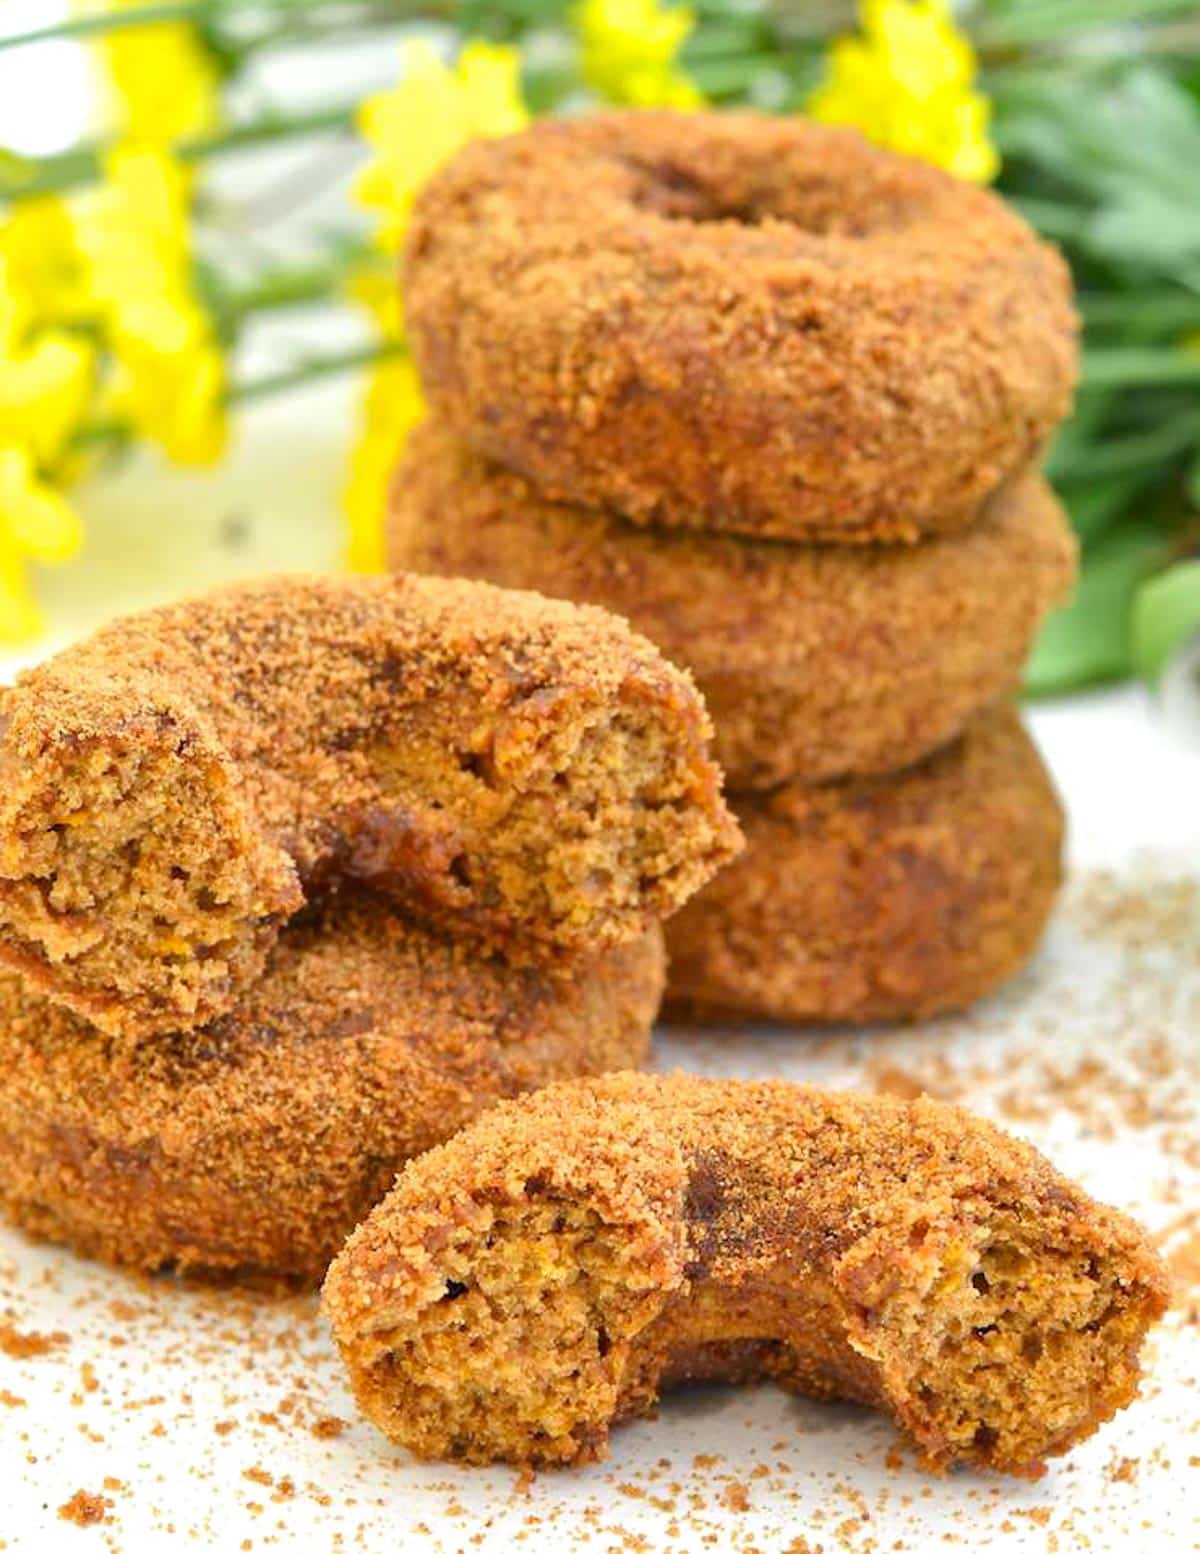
[389,423,1078,789]
[0,572,736,1038]
[322,1072,1168,1474]
[405,111,1078,542]
[664,704,1064,1022]
[0,891,663,1284]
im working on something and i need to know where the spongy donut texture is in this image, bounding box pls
[322,1073,1167,1475]
[0,891,664,1284]
[0,572,737,1038]
[389,422,1078,789]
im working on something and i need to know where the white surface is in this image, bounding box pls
[2,416,1200,1551]
[0,3,93,156]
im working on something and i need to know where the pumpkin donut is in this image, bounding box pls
[0,891,663,1285]
[0,572,736,1039]
[322,1072,1167,1474]
[389,422,1078,790]
[664,704,1063,1022]
[405,111,1078,542]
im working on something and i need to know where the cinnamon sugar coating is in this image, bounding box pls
[389,423,1077,789]
[405,111,1077,542]
[0,572,736,1038]
[665,705,1063,1022]
[0,892,663,1284]
[322,1072,1167,1475]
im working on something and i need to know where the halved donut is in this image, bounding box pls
[405,111,1078,542]
[322,1072,1167,1474]
[0,572,736,1038]
[0,892,663,1284]
[389,421,1077,790]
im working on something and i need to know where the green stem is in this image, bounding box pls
[1079,292,1200,332]
[1081,348,1200,388]
[71,418,128,451]
[211,246,375,320]
[682,23,770,59]
[0,0,397,52]
[686,51,791,94]
[0,2,201,50]
[976,0,1197,50]
[1006,195,1090,242]
[9,101,361,199]
[74,338,405,454]
[206,0,471,65]
[1049,409,1200,480]
[230,339,406,404]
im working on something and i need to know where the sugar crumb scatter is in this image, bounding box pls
[2,859,1198,1551]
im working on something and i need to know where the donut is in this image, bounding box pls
[322,1072,1167,1474]
[404,110,1078,542]
[0,891,663,1284]
[389,422,1078,790]
[664,705,1063,1022]
[0,572,737,1039]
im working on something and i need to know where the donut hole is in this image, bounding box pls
[626,159,764,227]
[624,155,887,238]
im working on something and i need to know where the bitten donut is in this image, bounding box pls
[322,1073,1167,1474]
[405,111,1078,542]
[665,705,1063,1022]
[0,891,663,1284]
[0,572,736,1039]
[389,422,1078,790]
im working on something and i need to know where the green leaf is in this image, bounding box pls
[1055,471,1153,549]
[1024,529,1167,697]
[1049,407,1200,484]
[1131,559,1200,680]
[0,146,33,195]
[1082,349,1200,388]
[995,67,1200,278]
[1189,453,1200,508]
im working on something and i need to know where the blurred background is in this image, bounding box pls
[1,0,1199,691]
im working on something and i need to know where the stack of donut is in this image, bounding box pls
[390,109,1081,1024]
[0,572,737,1281]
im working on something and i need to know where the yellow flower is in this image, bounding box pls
[346,39,525,566]
[74,145,226,465]
[0,331,94,467]
[109,329,227,466]
[76,145,191,302]
[0,198,91,330]
[0,260,89,639]
[90,0,222,145]
[0,255,93,466]
[343,263,422,570]
[354,41,528,250]
[808,0,998,184]
[0,446,85,642]
[0,448,82,563]
[576,0,702,109]
[344,353,425,573]
[343,264,422,570]
[346,263,406,344]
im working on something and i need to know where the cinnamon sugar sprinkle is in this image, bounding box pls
[57,1490,109,1526]
[1,859,1199,1551]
